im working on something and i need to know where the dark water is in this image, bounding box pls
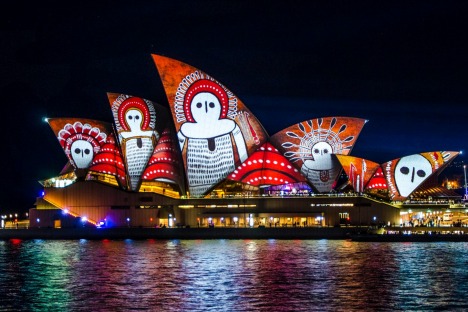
[1,239,468,312]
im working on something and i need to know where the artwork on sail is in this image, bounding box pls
[87,132,127,188]
[141,127,185,190]
[153,54,268,197]
[228,142,306,186]
[47,118,111,170]
[270,117,367,193]
[366,167,388,190]
[335,155,380,193]
[383,151,459,200]
[107,93,168,191]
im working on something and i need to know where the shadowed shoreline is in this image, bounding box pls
[3,226,468,241]
[0,227,361,240]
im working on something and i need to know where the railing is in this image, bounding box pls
[40,198,98,225]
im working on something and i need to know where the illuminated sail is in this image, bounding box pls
[383,151,459,201]
[47,118,111,171]
[152,54,268,197]
[270,117,367,193]
[228,142,306,186]
[366,167,388,190]
[107,93,169,191]
[87,132,127,189]
[141,127,185,190]
[335,155,380,193]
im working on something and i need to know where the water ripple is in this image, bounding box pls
[1,239,468,311]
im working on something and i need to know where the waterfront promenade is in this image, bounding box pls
[0,226,361,240]
[2,226,468,241]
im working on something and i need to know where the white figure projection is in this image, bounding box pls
[281,117,361,193]
[177,79,247,197]
[301,141,340,192]
[70,140,93,169]
[394,154,431,197]
[117,97,158,191]
[57,121,107,170]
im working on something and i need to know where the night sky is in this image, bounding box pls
[1,1,467,214]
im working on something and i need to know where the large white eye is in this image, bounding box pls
[70,140,94,168]
[125,109,143,131]
[395,154,432,197]
[190,92,222,123]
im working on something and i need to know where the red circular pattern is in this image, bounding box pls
[117,97,150,131]
[183,79,228,122]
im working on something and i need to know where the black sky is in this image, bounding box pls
[1,1,468,213]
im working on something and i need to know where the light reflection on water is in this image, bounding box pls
[1,239,468,311]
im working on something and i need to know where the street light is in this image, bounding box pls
[463,164,467,199]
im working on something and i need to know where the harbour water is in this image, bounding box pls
[1,239,468,311]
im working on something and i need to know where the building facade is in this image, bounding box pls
[31,55,461,229]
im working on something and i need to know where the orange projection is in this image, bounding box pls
[270,117,367,193]
[383,151,459,201]
[47,118,112,171]
[107,93,169,191]
[335,155,381,193]
[152,54,268,197]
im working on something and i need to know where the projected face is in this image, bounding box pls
[125,109,143,132]
[70,140,93,168]
[395,154,432,197]
[190,92,222,124]
[310,141,333,170]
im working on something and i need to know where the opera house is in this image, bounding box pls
[30,55,463,229]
